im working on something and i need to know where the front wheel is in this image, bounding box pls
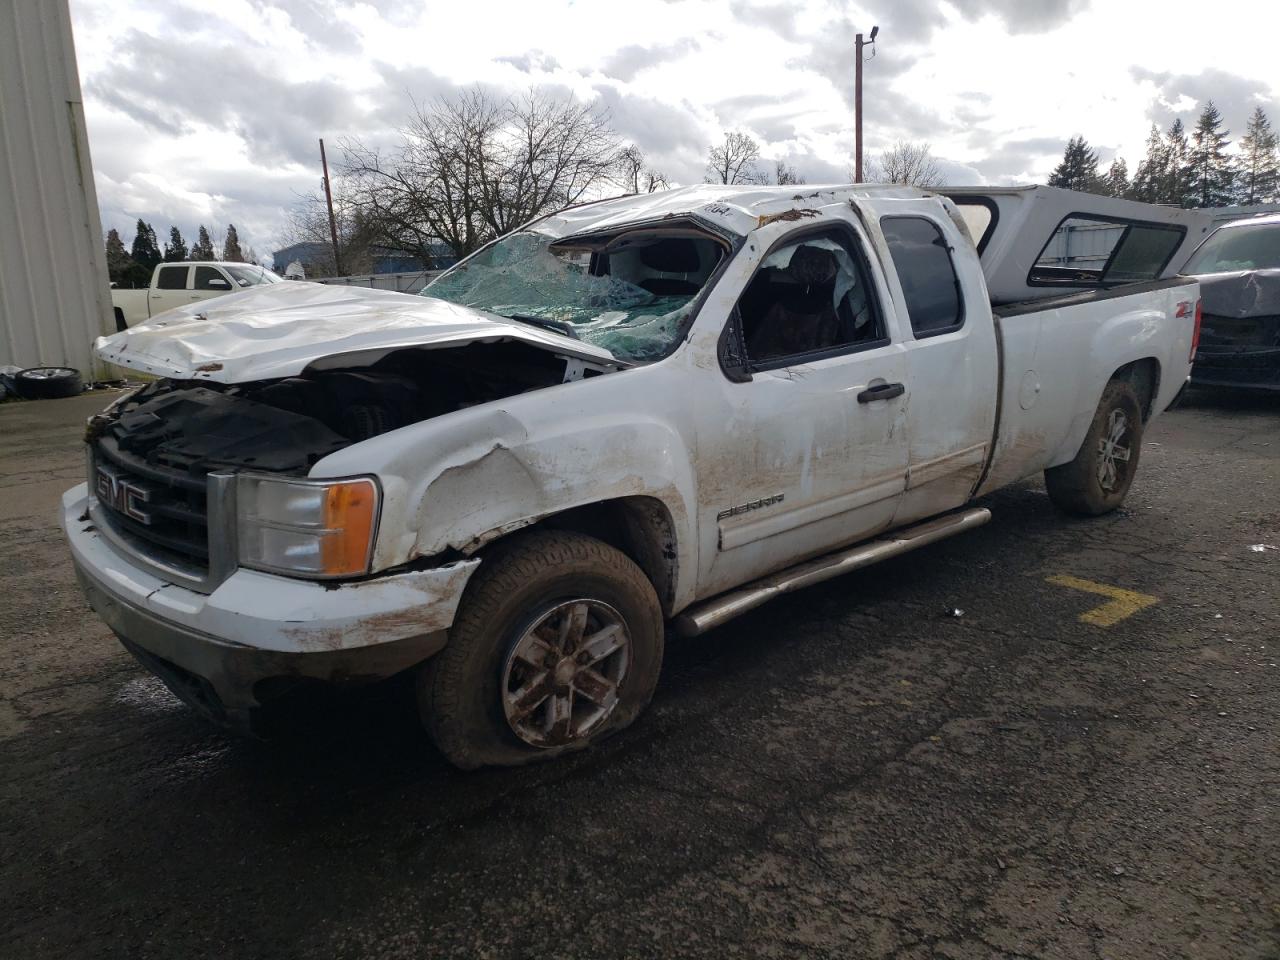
[418,531,664,769]
[1045,379,1144,516]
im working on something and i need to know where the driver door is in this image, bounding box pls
[192,265,235,303]
[693,215,910,598]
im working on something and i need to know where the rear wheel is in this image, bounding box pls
[1045,379,1143,516]
[418,531,664,769]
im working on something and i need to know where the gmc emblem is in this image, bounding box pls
[95,465,154,525]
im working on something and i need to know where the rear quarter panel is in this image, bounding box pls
[110,289,150,326]
[978,279,1197,494]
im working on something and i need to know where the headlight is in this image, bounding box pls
[236,475,380,578]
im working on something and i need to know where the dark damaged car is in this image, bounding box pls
[1182,214,1280,391]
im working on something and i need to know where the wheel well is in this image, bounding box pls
[507,498,679,615]
[1111,358,1160,422]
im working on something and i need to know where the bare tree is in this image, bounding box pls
[277,187,386,278]
[340,88,622,259]
[773,159,806,186]
[614,143,671,194]
[706,131,766,185]
[642,169,671,192]
[487,89,622,232]
[861,140,945,188]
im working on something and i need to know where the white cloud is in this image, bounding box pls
[69,0,1280,259]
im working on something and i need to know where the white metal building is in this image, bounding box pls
[0,0,114,379]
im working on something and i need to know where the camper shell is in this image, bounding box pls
[945,185,1213,306]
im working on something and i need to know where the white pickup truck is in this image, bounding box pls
[110,261,282,331]
[63,184,1203,768]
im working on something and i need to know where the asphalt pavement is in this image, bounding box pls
[1,386,1277,959]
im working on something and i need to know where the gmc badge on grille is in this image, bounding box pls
[95,465,154,524]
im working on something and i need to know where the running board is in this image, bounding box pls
[674,507,992,637]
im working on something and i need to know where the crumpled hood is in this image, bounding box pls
[1195,269,1280,319]
[94,281,618,383]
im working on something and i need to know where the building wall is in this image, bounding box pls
[316,271,443,294]
[0,0,114,378]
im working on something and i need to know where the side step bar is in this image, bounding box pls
[674,507,991,637]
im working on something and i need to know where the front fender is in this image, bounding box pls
[311,364,701,609]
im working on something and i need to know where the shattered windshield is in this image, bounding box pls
[422,229,724,362]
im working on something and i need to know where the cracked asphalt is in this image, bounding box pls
[1,387,1277,959]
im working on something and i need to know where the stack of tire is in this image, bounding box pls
[3,367,83,400]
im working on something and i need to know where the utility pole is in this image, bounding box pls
[854,26,879,183]
[319,138,342,276]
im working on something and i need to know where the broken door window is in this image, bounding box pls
[736,231,884,365]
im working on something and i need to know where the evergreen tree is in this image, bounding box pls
[1101,158,1130,199]
[1184,101,1234,208]
[104,228,134,285]
[163,226,189,262]
[1237,106,1279,204]
[1130,124,1169,203]
[1047,136,1101,193]
[222,224,244,262]
[191,225,216,260]
[129,219,162,270]
[1163,119,1191,206]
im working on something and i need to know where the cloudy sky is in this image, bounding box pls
[70,0,1280,264]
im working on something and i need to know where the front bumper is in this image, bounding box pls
[61,484,479,730]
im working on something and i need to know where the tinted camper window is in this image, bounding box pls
[1030,216,1184,286]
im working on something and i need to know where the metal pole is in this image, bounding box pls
[319,138,342,276]
[855,34,864,182]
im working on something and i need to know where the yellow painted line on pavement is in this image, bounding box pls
[1045,574,1159,627]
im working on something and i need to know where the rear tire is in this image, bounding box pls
[1045,379,1143,516]
[418,531,664,770]
[14,367,83,400]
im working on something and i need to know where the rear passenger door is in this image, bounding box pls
[878,211,999,525]
[148,264,191,315]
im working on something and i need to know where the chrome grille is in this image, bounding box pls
[87,440,238,593]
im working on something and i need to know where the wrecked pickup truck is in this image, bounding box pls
[63,184,1202,768]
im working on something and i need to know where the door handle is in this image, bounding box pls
[857,382,905,403]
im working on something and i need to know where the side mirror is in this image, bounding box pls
[717,307,753,383]
[207,278,230,289]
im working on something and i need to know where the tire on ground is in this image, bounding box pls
[15,367,83,400]
[1045,378,1144,516]
[418,530,664,769]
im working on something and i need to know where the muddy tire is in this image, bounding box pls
[1045,379,1144,516]
[418,531,663,770]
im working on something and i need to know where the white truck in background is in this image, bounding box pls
[65,184,1205,768]
[110,261,282,331]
